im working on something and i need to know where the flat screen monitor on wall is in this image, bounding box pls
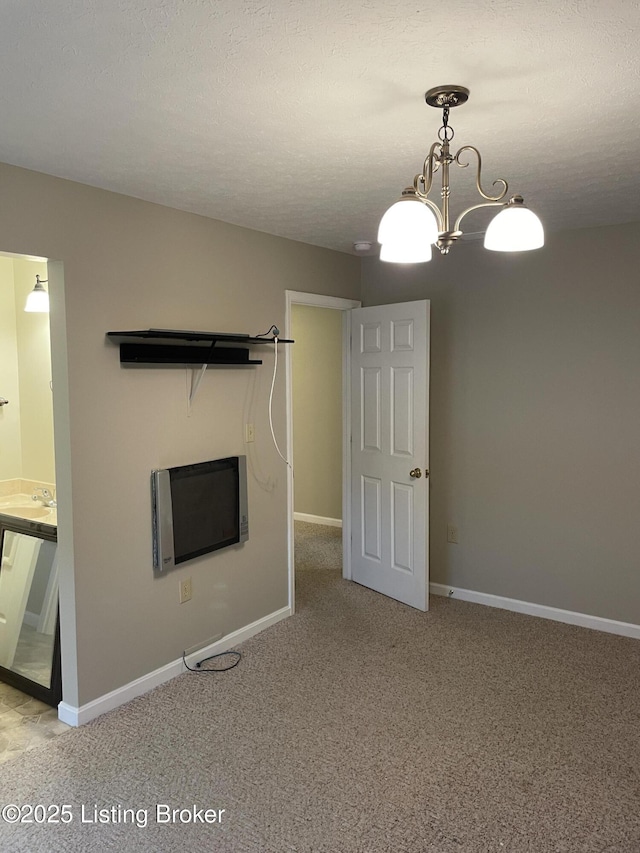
[151,456,248,571]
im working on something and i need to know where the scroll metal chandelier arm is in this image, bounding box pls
[454,145,509,202]
[415,193,445,232]
[412,143,509,238]
[453,200,504,234]
[415,142,443,197]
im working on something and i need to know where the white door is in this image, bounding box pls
[350,300,430,610]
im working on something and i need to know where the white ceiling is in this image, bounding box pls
[1,1,639,255]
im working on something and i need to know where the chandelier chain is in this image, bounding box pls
[438,106,455,143]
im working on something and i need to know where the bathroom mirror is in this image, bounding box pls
[0,515,60,706]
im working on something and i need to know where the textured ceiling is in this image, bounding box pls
[1,1,639,255]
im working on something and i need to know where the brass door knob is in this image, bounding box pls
[409,468,422,479]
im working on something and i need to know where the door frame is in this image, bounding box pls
[285,291,361,613]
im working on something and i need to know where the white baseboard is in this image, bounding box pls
[430,583,640,640]
[294,512,342,528]
[58,605,292,727]
[23,610,39,629]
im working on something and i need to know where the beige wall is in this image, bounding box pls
[0,162,360,707]
[291,305,343,520]
[362,221,640,626]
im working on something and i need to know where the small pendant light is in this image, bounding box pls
[24,275,49,313]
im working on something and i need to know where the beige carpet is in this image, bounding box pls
[0,521,639,852]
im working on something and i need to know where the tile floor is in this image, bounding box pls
[0,682,70,764]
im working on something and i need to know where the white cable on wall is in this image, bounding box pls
[268,337,292,470]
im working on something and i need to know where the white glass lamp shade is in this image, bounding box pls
[484,201,544,252]
[378,192,438,264]
[380,239,432,263]
[24,280,50,313]
[378,195,439,246]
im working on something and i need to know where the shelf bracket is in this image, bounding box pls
[188,363,208,409]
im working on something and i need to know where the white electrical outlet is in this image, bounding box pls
[447,524,459,544]
[179,577,192,604]
[245,423,255,443]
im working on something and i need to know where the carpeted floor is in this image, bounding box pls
[0,521,639,852]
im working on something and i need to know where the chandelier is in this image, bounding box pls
[378,85,544,263]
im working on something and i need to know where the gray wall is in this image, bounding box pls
[0,162,360,706]
[362,222,640,625]
[291,305,343,521]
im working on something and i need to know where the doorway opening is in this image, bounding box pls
[284,291,361,614]
[0,252,61,706]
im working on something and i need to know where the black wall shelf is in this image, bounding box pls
[107,329,293,366]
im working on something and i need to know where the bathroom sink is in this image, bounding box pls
[1,506,52,520]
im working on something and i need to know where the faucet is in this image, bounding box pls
[32,488,57,508]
